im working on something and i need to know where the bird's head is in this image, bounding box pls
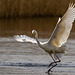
[32,30,37,35]
[32,30,38,38]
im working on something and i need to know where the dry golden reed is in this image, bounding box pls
[0,0,74,18]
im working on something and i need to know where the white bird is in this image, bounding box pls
[14,3,75,73]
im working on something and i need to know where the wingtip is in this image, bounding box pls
[13,35,20,41]
[13,35,18,39]
[69,2,75,8]
[57,17,61,24]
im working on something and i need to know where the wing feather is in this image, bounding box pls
[13,35,37,44]
[48,3,75,47]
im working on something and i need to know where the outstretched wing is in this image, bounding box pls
[13,35,37,44]
[48,3,75,47]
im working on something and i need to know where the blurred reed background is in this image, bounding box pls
[0,0,75,38]
[0,0,75,18]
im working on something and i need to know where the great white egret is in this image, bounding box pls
[14,3,75,73]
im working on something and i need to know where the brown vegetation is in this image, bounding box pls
[0,0,75,18]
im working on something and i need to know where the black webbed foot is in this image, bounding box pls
[46,70,53,75]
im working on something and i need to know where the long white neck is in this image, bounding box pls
[35,32,41,47]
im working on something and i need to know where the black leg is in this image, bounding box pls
[47,63,57,73]
[47,54,61,73]
[48,60,60,68]
[47,62,54,68]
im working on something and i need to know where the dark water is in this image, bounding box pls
[0,17,75,38]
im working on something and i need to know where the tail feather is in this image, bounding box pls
[53,45,68,60]
[53,53,64,60]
